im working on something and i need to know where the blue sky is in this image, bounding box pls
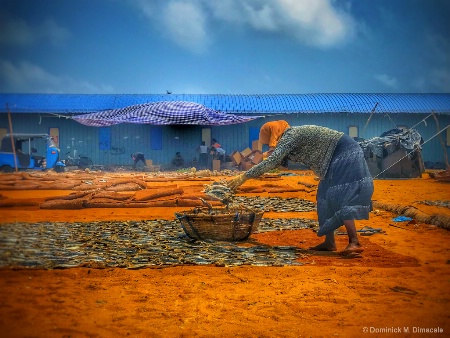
[0,0,449,94]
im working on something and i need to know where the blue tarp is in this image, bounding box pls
[72,101,261,126]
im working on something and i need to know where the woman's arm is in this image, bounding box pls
[246,130,296,178]
[227,130,297,190]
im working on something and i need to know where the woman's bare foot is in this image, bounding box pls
[309,242,337,251]
[342,242,364,254]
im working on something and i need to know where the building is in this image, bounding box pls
[0,93,449,168]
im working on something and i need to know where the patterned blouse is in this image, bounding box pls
[246,125,344,179]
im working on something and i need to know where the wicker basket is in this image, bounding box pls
[175,206,264,241]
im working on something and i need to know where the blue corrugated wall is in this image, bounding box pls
[0,112,449,167]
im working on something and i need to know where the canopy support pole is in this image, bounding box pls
[6,104,18,172]
[361,102,378,137]
[431,110,450,170]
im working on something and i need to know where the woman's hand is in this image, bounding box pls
[263,148,274,159]
[226,173,248,191]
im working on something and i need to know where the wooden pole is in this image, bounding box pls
[431,110,450,170]
[6,103,18,172]
[361,102,378,137]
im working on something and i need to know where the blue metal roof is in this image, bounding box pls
[0,93,449,114]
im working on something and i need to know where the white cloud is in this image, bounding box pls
[0,12,69,46]
[137,0,209,53]
[277,0,355,47]
[162,1,209,53]
[242,3,277,31]
[135,0,158,18]
[374,74,399,89]
[207,0,356,47]
[0,59,113,94]
[136,0,356,53]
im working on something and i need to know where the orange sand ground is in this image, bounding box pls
[0,170,449,337]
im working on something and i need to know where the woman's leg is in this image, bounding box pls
[311,135,372,253]
[309,179,337,251]
[309,221,363,253]
[343,220,364,253]
[309,232,337,251]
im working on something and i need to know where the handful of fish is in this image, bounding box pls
[203,181,234,205]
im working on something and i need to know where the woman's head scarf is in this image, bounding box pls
[259,120,290,147]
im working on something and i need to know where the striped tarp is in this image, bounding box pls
[72,101,261,126]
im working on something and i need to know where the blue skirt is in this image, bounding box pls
[316,135,374,236]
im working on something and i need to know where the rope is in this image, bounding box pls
[410,113,433,130]
[45,113,72,119]
[384,113,398,128]
[373,124,450,179]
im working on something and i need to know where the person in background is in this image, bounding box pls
[196,141,209,169]
[210,146,226,162]
[131,152,146,170]
[226,120,374,255]
[171,151,185,168]
[211,138,221,149]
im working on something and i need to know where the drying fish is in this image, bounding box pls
[203,181,234,205]
[232,196,316,212]
[0,218,316,269]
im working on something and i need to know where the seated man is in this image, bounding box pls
[171,152,185,168]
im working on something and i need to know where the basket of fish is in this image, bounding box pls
[175,181,264,241]
[175,206,264,241]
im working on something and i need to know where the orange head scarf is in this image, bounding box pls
[258,120,290,148]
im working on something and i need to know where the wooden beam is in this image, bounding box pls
[6,103,18,172]
[431,110,450,170]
